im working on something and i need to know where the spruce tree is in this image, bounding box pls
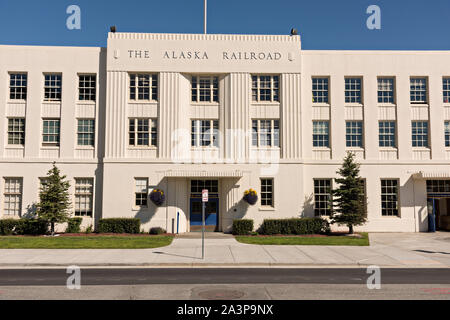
[331,152,367,234]
[36,164,72,235]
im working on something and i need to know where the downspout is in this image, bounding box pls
[412,177,417,232]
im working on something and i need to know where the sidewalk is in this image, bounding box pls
[0,232,449,268]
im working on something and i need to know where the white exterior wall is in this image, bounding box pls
[1,32,450,233]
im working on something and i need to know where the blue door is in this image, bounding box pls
[190,198,219,231]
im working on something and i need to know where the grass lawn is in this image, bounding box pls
[235,232,369,246]
[0,235,174,249]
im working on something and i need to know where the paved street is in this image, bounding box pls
[0,232,449,268]
[0,268,449,300]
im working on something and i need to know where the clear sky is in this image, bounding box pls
[0,0,449,50]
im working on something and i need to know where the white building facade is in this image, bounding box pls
[1,32,450,233]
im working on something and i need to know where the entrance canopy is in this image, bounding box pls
[411,171,450,180]
[162,169,243,178]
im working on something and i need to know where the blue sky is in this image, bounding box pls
[0,0,449,49]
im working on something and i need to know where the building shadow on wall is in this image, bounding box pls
[302,194,314,218]
[134,181,166,227]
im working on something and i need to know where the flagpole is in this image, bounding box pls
[204,0,207,34]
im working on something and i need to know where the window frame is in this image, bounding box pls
[128,118,158,148]
[344,77,363,104]
[251,119,280,148]
[78,74,97,102]
[443,77,450,104]
[381,179,399,217]
[74,178,94,217]
[9,73,27,100]
[3,177,23,216]
[43,74,62,102]
[410,77,428,104]
[7,118,25,146]
[411,121,429,148]
[134,178,148,207]
[260,178,274,207]
[312,121,330,148]
[312,77,329,104]
[191,75,219,103]
[313,179,332,216]
[77,119,95,147]
[345,121,364,148]
[378,121,396,148]
[42,118,61,146]
[377,77,395,104]
[445,121,450,148]
[129,73,158,101]
[251,75,280,102]
[191,119,219,147]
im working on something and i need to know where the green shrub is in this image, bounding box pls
[259,218,330,235]
[84,225,93,234]
[66,217,83,233]
[149,227,166,235]
[97,218,141,234]
[0,219,18,235]
[15,219,49,235]
[232,219,254,235]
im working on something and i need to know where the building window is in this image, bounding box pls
[191,76,218,102]
[252,75,279,102]
[412,121,429,147]
[7,118,25,145]
[191,120,219,147]
[314,179,332,216]
[134,178,148,207]
[260,178,274,207]
[9,73,27,100]
[346,121,363,148]
[410,78,427,104]
[191,180,219,193]
[3,178,22,216]
[79,75,96,101]
[445,121,450,147]
[379,121,396,147]
[312,78,329,103]
[312,121,329,147]
[377,77,395,103]
[129,119,157,147]
[74,178,93,217]
[252,119,280,147]
[381,179,399,216]
[426,180,450,193]
[77,119,95,146]
[129,74,158,101]
[444,78,450,103]
[44,74,62,101]
[42,119,60,146]
[345,77,362,103]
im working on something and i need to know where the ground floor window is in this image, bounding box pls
[134,178,148,207]
[381,179,399,216]
[426,180,450,194]
[74,178,93,217]
[191,180,218,193]
[314,179,332,216]
[260,178,274,207]
[3,177,22,216]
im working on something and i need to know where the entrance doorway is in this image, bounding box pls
[426,180,450,231]
[189,180,219,232]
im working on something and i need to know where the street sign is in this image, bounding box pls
[202,189,208,202]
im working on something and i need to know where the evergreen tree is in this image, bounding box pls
[331,152,367,234]
[36,163,72,235]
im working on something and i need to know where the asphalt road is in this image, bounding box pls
[0,268,449,286]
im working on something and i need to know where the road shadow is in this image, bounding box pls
[414,249,450,255]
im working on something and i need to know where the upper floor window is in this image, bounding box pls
[252,119,280,147]
[379,121,396,148]
[312,77,329,103]
[191,120,219,147]
[74,178,93,217]
[381,179,399,216]
[77,119,95,146]
[345,77,362,103]
[3,178,22,216]
[260,178,274,207]
[443,78,450,103]
[9,73,27,100]
[410,77,427,104]
[252,75,279,102]
[129,118,157,147]
[44,74,62,101]
[411,121,429,147]
[42,119,60,146]
[78,75,96,101]
[312,121,329,147]
[346,121,363,148]
[314,179,332,216]
[129,74,158,101]
[377,77,395,104]
[191,76,218,103]
[445,121,449,147]
[7,118,25,145]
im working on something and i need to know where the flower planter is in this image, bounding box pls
[150,189,165,206]
[243,189,258,205]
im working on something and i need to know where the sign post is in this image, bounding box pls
[201,189,208,259]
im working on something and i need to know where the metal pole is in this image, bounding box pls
[202,202,205,259]
[204,0,207,34]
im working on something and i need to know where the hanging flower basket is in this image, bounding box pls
[243,188,258,205]
[150,189,165,206]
